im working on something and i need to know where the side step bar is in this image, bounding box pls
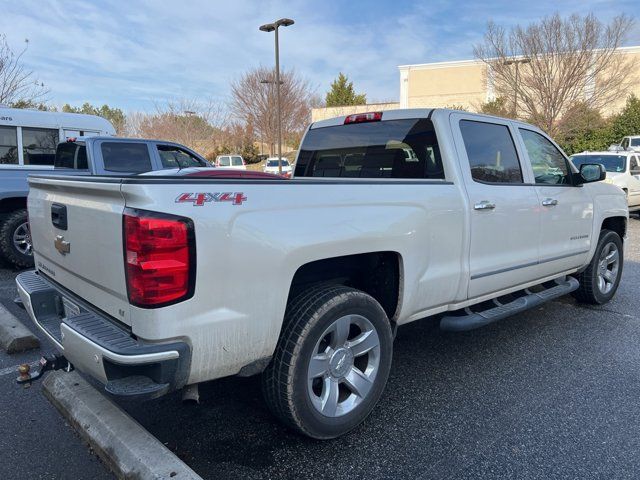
[440,276,579,332]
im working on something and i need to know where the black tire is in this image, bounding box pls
[262,285,393,439]
[0,209,33,269]
[572,229,623,305]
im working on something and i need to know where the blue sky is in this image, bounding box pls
[2,0,639,113]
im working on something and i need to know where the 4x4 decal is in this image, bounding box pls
[175,192,247,206]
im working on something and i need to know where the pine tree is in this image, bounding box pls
[325,73,366,107]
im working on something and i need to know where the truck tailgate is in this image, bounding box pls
[28,177,132,325]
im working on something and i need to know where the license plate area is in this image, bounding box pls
[61,296,81,319]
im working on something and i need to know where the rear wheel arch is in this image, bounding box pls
[287,251,403,325]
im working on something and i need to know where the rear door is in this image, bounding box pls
[451,113,541,299]
[28,176,131,325]
[516,128,592,276]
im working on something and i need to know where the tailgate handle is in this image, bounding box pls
[51,204,68,230]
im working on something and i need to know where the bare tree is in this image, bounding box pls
[474,13,635,135]
[230,66,314,154]
[0,35,48,106]
[126,98,227,155]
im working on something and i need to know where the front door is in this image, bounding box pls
[451,114,541,299]
[517,128,593,276]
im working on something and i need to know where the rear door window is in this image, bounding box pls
[459,120,523,184]
[295,118,444,179]
[0,126,18,165]
[231,156,244,166]
[22,127,59,166]
[218,156,231,167]
[101,142,152,173]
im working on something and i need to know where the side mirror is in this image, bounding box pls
[577,163,606,184]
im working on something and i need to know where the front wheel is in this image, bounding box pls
[0,209,34,269]
[262,285,393,439]
[572,229,623,304]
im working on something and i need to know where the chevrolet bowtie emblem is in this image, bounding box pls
[54,235,70,255]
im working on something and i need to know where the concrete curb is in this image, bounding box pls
[43,371,202,480]
[0,303,39,353]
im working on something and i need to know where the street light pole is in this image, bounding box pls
[503,57,531,118]
[259,18,294,175]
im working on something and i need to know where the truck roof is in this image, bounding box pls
[309,107,545,133]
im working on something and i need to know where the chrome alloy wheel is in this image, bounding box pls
[307,314,380,417]
[12,221,32,256]
[597,241,620,295]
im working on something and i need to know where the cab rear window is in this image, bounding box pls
[295,119,444,179]
[101,142,152,173]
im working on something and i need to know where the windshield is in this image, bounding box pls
[231,156,243,166]
[630,138,640,147]
[267,159,289,167]
[218,156,230,166]
[571,154,626,173]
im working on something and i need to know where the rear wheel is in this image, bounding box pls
[0,209,34,269]
[262,285,393,439]
[572,229,623,304]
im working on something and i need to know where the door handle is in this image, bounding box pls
[474,201,496,211]
[51,203,68,230]
[542,198,558,207]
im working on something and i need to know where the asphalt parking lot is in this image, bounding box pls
[1,218,639,479]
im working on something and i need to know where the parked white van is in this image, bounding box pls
[0,106,115,168]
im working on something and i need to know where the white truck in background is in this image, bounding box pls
[17,109,627,439]
[570,150,640,214]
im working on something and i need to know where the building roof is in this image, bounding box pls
[398,45,640,71]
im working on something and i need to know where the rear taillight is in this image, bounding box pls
[344,112,382,124]
[123,209,195,308]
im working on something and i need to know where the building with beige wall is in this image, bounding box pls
[312,45,640,122]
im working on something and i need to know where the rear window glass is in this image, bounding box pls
[295,119,445,179]
[55,142,88,169]
[267,159,289,167]
[101,142,152,173]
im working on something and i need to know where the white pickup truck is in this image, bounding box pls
[17,109,627,439]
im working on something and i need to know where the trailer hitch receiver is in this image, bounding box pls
[17,354,73,387]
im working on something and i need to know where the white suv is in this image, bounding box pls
[619,136,640,152]
[263,157,292,176]
[570,150,640,212]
